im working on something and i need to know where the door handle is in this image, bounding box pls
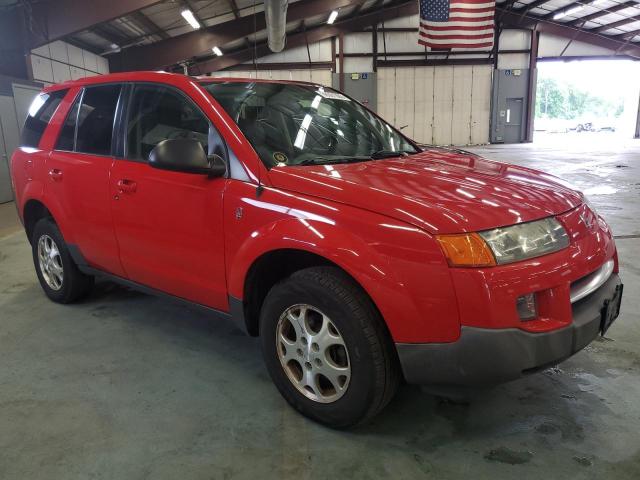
[48,168,63,181]
[117,179,137,194]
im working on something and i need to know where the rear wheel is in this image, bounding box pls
[32,218,94,303]
[260,266,400,428]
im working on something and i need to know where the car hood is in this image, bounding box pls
[266,148,582,234]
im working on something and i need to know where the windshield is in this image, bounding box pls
[200,81,418,167]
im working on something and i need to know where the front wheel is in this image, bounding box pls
[260,266,400,428]
[32,218,94,303]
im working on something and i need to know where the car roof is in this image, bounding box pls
[195,76,321,87]
[42,71,322,93]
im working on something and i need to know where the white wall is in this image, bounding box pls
[538,33,617,58]
[378,65,492,145]
[30,40,109,85]
[208,69,332,86]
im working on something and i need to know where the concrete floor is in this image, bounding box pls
[0,137,639,479]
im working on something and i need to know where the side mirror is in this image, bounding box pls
[149,138,226,177]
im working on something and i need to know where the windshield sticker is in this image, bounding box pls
[273,152,288,164]
[316,88,351,102]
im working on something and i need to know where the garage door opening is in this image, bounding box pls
[533,59,640,145]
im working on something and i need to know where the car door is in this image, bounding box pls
[109,82,228,310]
[45,84,126,277]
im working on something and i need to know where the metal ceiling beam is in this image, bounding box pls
[110,0,360,71]
[497,7,640,58]
[591,13,640,34]
[91,25,131,47]
[228,0,242,19]
[500,0,521,8]
[617,27,640,40]
[540,1,581,20]
[187,0,417,74]
[130,11,170,40]
[512,0,552,15]
[567,1,638,26]
[27,0,162,48]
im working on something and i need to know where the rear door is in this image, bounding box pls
[109,82,228,310]
[45,84,126,276]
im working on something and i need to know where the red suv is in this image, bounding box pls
[10,72,623,427]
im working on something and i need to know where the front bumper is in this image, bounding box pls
[396,273,622,386]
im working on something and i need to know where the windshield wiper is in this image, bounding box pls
[370,149,415,159]
[295,156,370,166]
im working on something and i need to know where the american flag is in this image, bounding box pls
[419,0,496,49]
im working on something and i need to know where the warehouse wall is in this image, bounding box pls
[207,68,332,85]
[203,14,620,146]
[29,40,109,85]
[378,65,492,145]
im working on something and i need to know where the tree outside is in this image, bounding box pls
[535,76,624,121]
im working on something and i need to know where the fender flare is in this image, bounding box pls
[227,217,419,339]
[20,183,76,245]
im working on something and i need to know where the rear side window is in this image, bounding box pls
[20,89,68,148]
[125,84,210,161]
[75,85,121,155]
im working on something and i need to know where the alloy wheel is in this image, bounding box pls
[37,234,64,291]
[276,304,351,403]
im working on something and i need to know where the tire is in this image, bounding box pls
[260,266,400,428]
[32,217,94,303]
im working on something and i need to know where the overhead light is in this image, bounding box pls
[181,9,201,29]
[327,10,338,24]
[591,0,606,5]
[553,6,583,20]
[109,43,119,50]
[212,46,223,56]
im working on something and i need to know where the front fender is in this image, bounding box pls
[223,182,460,343]
[228,215,399,309]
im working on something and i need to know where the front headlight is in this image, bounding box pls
[479,217,569,265]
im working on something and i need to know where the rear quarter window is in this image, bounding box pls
[20,89,68,148]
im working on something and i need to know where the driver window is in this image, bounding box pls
[126,84,210,161]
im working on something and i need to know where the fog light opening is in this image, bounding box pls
[517,293,538,321]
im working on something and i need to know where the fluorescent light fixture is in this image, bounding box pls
[591,0,606,4]
[554,5,583,19]
[181,9,201,29]
[327,10,338,24]
[212,46,223,56]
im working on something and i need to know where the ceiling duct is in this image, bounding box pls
[264,0,288,52]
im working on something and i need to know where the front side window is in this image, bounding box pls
[20,89,67,148]
[201,81,418,168]
[74,84,122,155]
[125,84,210,161]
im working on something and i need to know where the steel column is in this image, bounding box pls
[525,29,539,142]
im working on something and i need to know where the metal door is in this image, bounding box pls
[332,73,377,112]
[504,97,524,143]
[0,95,20,203]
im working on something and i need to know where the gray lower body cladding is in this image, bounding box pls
[396,274,622,386]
